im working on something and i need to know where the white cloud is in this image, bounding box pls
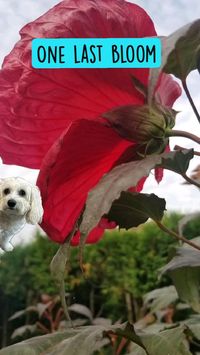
[0,0,59,64]
[130,0,200,34]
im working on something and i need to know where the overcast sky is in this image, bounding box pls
[0,0,199,246]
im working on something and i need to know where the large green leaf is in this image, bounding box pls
[8,307,37,321]
[80,150,193,250]
[126,345,147,355]
[107,192,166,229]
[0,323,144,355]
[80,150,193,248]
[62,324,192,355]
[0,330,78,355]
[161,242,200,313]
[148,19,200,104]
[143,286,178,313]
[141,326,192,355]
[0,323,193,355]
[164,20,200,79]
[46,326,108,355]
[11,325,37,340]
[128,325,192,355]
[185,315,200,341]
[68,304,93,322]
[80,154,162,246]
[158,149,194,175]
[47,323,148,355]
[178,214,200,238]
[56,323,147,355]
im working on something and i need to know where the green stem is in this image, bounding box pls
[50,222,78,326]
[182,79,200,124]
[166,130,200,145]
[156,221,200,252]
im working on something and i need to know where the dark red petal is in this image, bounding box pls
[37,119,135,243]
[128,176,146,193]
[155,73,182,107]
[71,218,116,246]
[154,167,163,184]
[71,228,104,246]
[0,0,157,168]
[153,75,181,184]
[154,145,170,183]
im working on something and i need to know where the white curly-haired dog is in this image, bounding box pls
[0,177,43,252]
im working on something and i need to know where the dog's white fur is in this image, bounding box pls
[0,177,43,252]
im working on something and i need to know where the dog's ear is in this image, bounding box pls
[26,186,43,225]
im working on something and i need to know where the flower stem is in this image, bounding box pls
[50,222,78,326]
[182,79,200,124]
[156,221,200,252]
[166,130,200,145]
[182,173,200,189]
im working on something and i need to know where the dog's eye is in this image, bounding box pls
[18,189,26,197]
[3,188,10,195]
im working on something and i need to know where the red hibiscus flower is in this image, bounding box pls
[0,0,181,245]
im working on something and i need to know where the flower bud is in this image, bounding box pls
[103,103,178,154]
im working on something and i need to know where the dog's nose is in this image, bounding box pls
[7,199,17,209]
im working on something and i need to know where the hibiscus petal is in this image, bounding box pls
[154,144,171,183]
[0,0,157,168]
[71,218,116,246]
[37,119,135,243]
[156,73,182,107]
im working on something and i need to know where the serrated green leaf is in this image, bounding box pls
[46,326,107,355]
[8,307,37,321]
[0,330,78,355]
[125,325,191,355]
[158,149,194,175]
[80,154,162,247]
[164,20,200,79]
[111,322,146,350]
[148,19,200,104]
[161,244,200,313]
[80,150,193,248]
[107,192,166,229]
[11,325,37,340]
[0,323,142,355]
[68,304,93,321]
[141,326,192,355]
[125,345,147,355]
[45,323,145,355]
[178,214,200,238]
[0,323,193,355]
[143,286,178,313]
[185,316,200,341]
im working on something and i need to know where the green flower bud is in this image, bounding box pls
[103,103,178,154]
